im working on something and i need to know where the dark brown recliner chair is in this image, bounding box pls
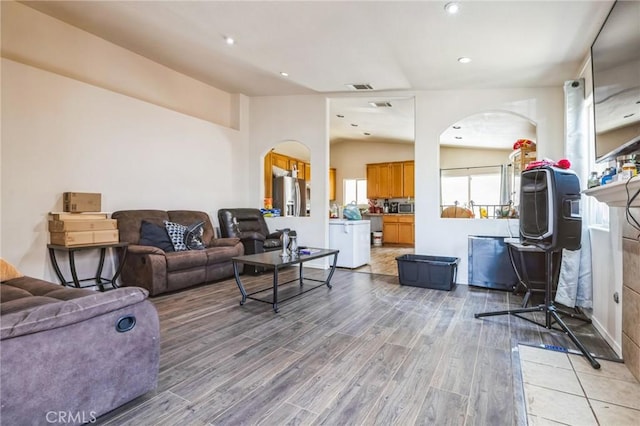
[217,208,285,274]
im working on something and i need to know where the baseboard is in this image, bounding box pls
[591,315,622,357]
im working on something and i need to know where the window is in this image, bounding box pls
[440,165,507,217]
[344,179,367,205]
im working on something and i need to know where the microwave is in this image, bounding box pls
[398,203,414,213]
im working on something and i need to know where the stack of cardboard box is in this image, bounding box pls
[49,193,119,246]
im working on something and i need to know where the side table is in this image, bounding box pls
[47,242,129,291]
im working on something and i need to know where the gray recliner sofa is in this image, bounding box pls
[0,275,160,425]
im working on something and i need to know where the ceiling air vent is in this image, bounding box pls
[369,101,392,108]
[346,83,374,91]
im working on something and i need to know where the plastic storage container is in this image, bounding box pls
[396,254,459,290]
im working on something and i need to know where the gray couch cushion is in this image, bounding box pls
[1,277,94,315]
[1,277,149,339]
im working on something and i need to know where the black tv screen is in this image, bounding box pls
[591,0,640,163]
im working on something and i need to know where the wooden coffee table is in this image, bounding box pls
[232,248,339,313]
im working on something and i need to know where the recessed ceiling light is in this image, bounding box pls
[336,114,344,118]
[351,123,359,127]
[444,2,460,14]
[452,125,461,129]
[224,36,235,45]
[364,132,371,136]
[455,136,463,139]
[458,57,472,64]
[280,72,289,77]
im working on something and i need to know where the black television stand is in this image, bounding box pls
[474,248,600,369]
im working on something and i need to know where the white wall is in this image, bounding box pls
[1,1,232,127]
[249,96,330,265]
[440,146,512,169]
[414,88,564,283]
[1,59,248,280]
[248,88,564,278]
[1,1,249,281]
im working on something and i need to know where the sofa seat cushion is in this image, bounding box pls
[264,238,282,249]
[205,244,242,265]
[164,250,208,272]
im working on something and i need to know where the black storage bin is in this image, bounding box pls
[396,254,459,290]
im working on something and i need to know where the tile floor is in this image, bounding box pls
[519,344,640,425]
[352,245,413,275]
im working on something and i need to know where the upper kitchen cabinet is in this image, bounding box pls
[270,152,290,172]
[329,168,336,201]
[367,161,413,199]
[403,161,415,198]
[366,163,382,199]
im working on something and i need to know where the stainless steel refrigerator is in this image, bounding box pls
[273,176,307,217]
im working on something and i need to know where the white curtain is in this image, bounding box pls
[556,79,593,308]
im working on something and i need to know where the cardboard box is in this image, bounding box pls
[49,230,119,247]
[49,212,108,221]
[63,192,102,213]
[48,219,117,232]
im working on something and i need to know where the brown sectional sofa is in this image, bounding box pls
[0,275,159,425]
[111,210,244,296]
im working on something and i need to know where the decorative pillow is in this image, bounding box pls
[1,258,24,282]
[139,221,175,252]
[184,221,206,250]
[164,220,188,251]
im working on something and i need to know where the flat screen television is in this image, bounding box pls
[591,0,640,163]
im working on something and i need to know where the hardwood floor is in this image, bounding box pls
[97,268,616,425]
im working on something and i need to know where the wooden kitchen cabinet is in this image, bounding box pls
[329,168,336,201]
[383,216,400,244]
[382,214,414,245]
[367,164,381,199]
[271,152,290,171]
[367,161,414,199]
[403,161,415,198]
[398,215,415,244]
[389,162,403,198]
[292,160,311,181]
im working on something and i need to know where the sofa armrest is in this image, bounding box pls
[1,287,149,339]
[118,247,168,296]
[237,231,266,242]
[208,237,241,247]
[128,244,165,255]
[267,231,282,239]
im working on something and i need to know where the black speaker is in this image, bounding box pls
[519,166,582,250]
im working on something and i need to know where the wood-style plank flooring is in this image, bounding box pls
[97,268,616,425]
